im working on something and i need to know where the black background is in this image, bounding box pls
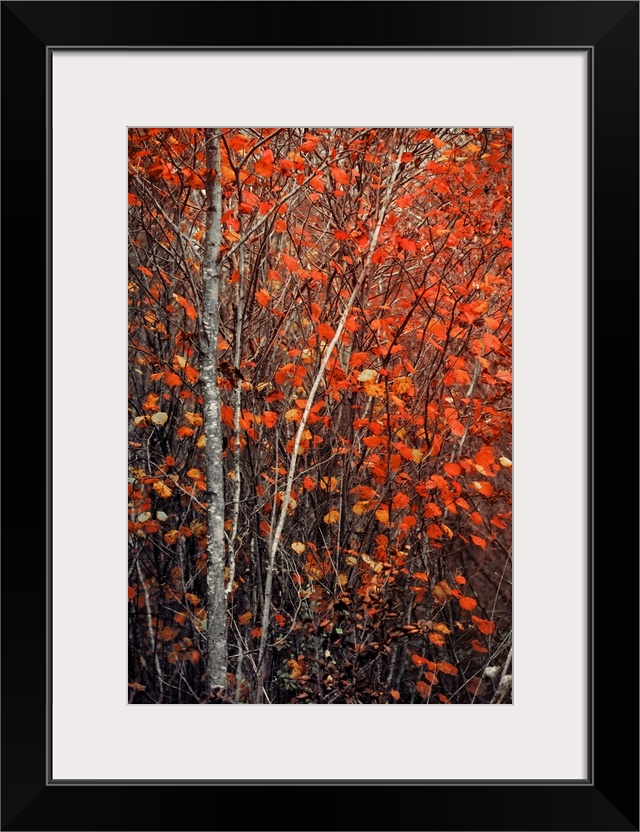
[1,2,638,830]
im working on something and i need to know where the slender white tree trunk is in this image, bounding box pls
[202,129,227,691]
[255,136,407,700]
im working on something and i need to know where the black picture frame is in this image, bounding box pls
[2,2,638,830]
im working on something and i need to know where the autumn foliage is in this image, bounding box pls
[128,127,512,704]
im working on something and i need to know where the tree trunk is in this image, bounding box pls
[202,128,227,691]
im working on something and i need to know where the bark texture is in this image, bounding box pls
[202,129,227,690]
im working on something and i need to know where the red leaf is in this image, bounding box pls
[309,175,325,192]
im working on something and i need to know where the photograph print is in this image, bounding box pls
[128,127,512,704]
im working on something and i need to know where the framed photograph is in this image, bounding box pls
[2,2,637,830]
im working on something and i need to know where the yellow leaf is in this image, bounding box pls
[288,659,303,679]
[499,456,512,468]
[352,501,370,515]
[173,354,187,368]
[323,510,340,524]
[433,622,451,634]
[291,541,305,554]
[196,434,206,448]
[363,381,386,397]
[357,369,378,383]
[285,408,302,422]
[411,448,424,463]
[338,573,348,586]
[320,476,339,491]
[391,376,414,395]
[184,411,203,426]
[153,481,172,498]
[375,508,389,524]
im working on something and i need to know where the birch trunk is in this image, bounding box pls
[202,129,227,691]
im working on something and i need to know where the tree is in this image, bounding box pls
[128,126,512,704]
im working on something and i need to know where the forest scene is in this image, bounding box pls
[128,127,512,704]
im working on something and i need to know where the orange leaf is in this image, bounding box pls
[470,534,487,550]
[250,627,263,639]
[238,611,252,625]
[331,166,350,185]
[472,480,493,497]
[483,332,503,354]
[392,492,410,510]
[474,444,495,470]
[454,575,467,585]
[281,253,300,273]
[424,671,439,685]
[317,322,336,340]
[390,689,400,701]
[416,681,432,699]
[254,148,274,178]
[429,632,446,647]
[471,638,489,653]
[172,293,197,320]
[164,371,182,388]
[302,476,315,491]
[262,411,278,428]
[309,174,325,192]
[411,654,431,667]
[459,596,478,612]
[472,615,496,635]
[255,288,270,307]
[349,351,368,368]
[436,660,458,676]
[443,462,461,476]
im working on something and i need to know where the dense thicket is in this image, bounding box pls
[128,127,512,704]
